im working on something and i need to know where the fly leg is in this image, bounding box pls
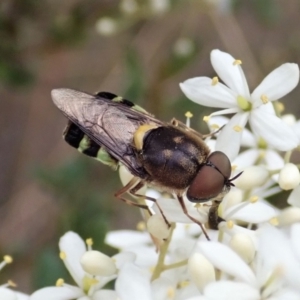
[115,178,170,227]
[171,118,224,139]
[177,195,210,241]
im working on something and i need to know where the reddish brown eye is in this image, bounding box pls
[186,151,232,203]
[208,151,232,179]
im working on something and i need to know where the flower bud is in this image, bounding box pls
[147,214,170,240]
[229,233,255,264]
[95,17,118,36]
[80,250,117,276]
[188,252,215,291]
[234,166,269,190]
[278,207,300,226]
[278,163,300,190]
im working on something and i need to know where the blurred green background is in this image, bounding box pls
[1,0,300,293]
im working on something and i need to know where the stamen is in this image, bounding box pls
[185,111,193,118]
[185,111,193,127]
[3,255,13,264]
[167,287,175,298]
[8,280,16,287]
[233,59,242,65]
[249,195,258,203]
[269,217,279,226]
[86,238,93,247]
[231,165,237,171]
[203,115,210,122]
[227,220,234,229]
[260,94,269,104]
[233,125,243,132]
[275,102,285,113]
[56,278,64,287]
[210,123,220,130]
[59,251,66,260]
[137,221,146,231]
[178,280,190,288]
[211,77,219,85]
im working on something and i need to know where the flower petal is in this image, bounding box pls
[232,149,259,170]
[0,287,19,300]
[115,263,152,300]
[250,109,299,151]
[59,232,86,288]
[291,223,300,261]
[105,230,152,249]
[287,185,300,208]
[155,197,207,223]
[16,291,30,300]
[198,241,256,285]
[251,63,299,106]
[180,77,237,108]
[215,112,249,160]
[224,199,277,223]
[204,281,259,300]
[92,289,118,300]
[30,286,83,300]
[210,49,250,98]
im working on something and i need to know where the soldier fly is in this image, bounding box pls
[51,88,239,240]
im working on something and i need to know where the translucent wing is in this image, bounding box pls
[51,88,163,177]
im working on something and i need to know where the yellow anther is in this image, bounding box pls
[3,255,13,264]
[233,125,243,132]
[86,238,93,246]
[59,251,66,260]
[136,221,146,231]
[275,102,285,113]
[194,203,202,209]
[231,165,237,171]
[233,59,242,65]
[8,280,16,287]
[178,280,190,288]
[203,115,210,122]
[211,76,219,85]
[185,111,193,118]
[56,278,64,287]
[269,217,279,226]
[261,94,269,104]
[210,123,220,130]
[167,287,176,298]
[227,220,234,229]
[250,195,259,203]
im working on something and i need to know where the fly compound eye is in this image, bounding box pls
[186,151,232,203]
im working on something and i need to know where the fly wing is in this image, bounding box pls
[51,88,162,177]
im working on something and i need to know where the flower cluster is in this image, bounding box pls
[17,49,300,299]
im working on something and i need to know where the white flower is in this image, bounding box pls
[30,231,134,300]
[180,49,299,160]
[191,224,300,300]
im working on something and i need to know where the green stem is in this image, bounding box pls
[163,259,188,271]
[151,223,175,281]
